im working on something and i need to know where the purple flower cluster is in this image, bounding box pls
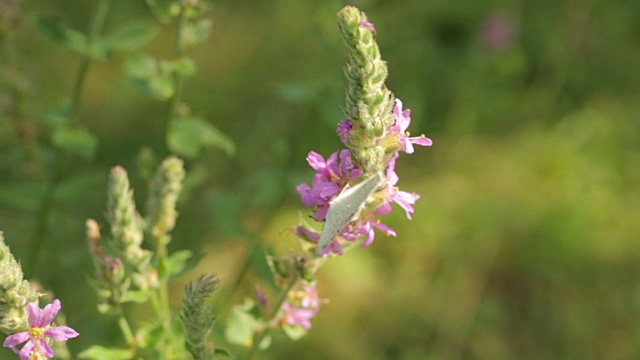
[295,99,432,256]
[3,299,79,360]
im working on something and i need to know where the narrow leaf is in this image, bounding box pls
[37,16,88,54]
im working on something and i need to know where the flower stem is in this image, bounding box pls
[69,0,111,125]
[164,5,188,148]
[117,309,135,346]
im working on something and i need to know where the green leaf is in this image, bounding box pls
[135,322,163,349]
[100,22,159,51]
[214,348,233,357]
[51,127,98,160]
[167,117,235,158]
[282,324,308,340]
[37,16,88,54]
[120,290,152,304]
[225,300,259,348]
[146,0,181,23]
[125,53,175,100]
[171,57,197,77]
[182,18,212,47]
[78,346,134,360]
[165,250,193,278]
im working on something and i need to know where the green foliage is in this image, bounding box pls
[167,117,235,158]
[78,346,135,360]
[97,22,159,53]
[51,127,99,160]
[225,299,264,348]
[37,16,89,55]
[163,249,193,279]
[125,53,177,100]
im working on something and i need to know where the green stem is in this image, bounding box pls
[117,310,136,346]
[164,6,188,147]
[69,0,111,124]
[240,279,298,360]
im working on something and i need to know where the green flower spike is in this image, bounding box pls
[338,6,396,174]
[0,233,38,335]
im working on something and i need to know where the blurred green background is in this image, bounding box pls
[2,0,640,359]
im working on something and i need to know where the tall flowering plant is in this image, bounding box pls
[228,6,432,358]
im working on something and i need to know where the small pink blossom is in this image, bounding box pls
[337,120,352,144]
[280,284,322,329]
[390,99,433,154]
[359,21,377,34]
[380,154,421,219]
[281,303,316,329]
[300,286,321,309]
[3,299,79,360]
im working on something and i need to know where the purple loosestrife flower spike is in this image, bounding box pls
[0,233,38,335]
[296,7,432,255]
[3,299,79,360]
[338,6,395,174]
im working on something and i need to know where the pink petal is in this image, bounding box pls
[359,21,377,34]
[39,299,61,327]
[37,338,55,357]
[410,135,433,147]
[372,220,396,237]
[27,302,42,327]
[305,152,326,171]
[18,340,35,360]
[392,190,420,219]
[45,326,80,341]
[393,99,411,132]
[3,331,29,347]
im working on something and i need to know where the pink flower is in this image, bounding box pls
[300,286,321,309]
[281,303,317,330]
[336,120,352,144]
[3,300,79,360]
[280,284,322,329]
[359,21,377,34]
[296,150,362,221]
[390,99,433,154]
[380,154,421,220]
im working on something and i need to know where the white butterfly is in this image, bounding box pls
[316,171,385,255]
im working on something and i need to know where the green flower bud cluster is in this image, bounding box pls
[146,156,185,250]
[0,233,38,335]
[107,166,152,271]
[86,219,129,312]
[180,274,219,360]
[338,6,396,174]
